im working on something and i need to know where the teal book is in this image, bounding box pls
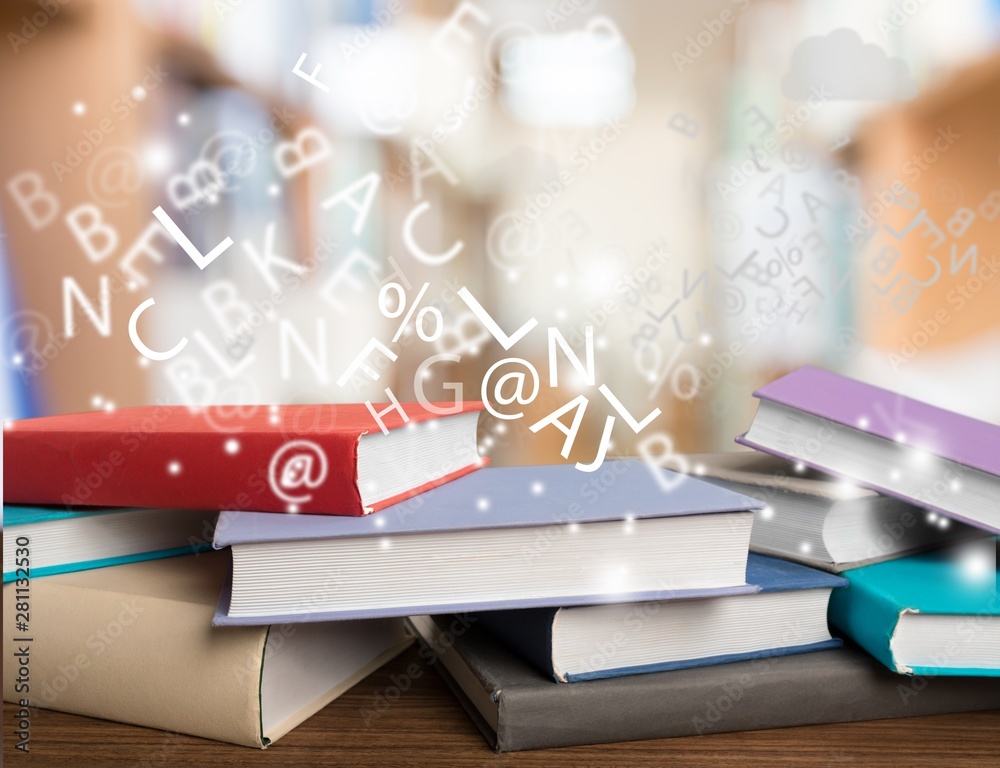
[3,505,216,582]
[829,539,998,676]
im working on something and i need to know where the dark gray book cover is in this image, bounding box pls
[408,614,1000,752]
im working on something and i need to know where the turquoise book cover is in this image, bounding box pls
[3,505,213,583]
[829,539,998,677]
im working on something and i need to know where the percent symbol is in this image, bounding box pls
[378,281,444,343]
[765,244,803,279]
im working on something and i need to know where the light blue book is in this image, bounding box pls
[829,538,998,677]
[212,461,763,625]
[3,505,217,582]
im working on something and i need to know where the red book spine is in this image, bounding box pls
[3,425,367,515]
[3,403,484,515]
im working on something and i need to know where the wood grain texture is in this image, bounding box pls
[3,646,998,767]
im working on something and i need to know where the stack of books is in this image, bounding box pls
[2,369,998,752]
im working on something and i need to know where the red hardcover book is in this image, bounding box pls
[3,402,486,516]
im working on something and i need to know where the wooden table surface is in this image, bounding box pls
[4,645,998,767]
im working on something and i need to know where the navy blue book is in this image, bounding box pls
[471,554,846,682]
[212,461,762,624]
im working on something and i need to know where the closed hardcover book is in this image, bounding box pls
[2,504,216,582]
[2,402,485,515]
[212,461,762,624]
[829,539,999,676]
[736,365,1000,533]
[409,613,1000,752]
[472,554,846,682]
[2,553,412,747]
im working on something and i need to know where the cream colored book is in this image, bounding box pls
[2,551,411,747]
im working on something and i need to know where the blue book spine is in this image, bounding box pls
[828,577,903,673]
[2,544,212,584]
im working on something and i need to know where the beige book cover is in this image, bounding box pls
[3,551,411,748]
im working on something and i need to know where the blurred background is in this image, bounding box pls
[1,0,999,468]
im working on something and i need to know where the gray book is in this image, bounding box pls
[683,452,984,571]
[408,614,1000,752]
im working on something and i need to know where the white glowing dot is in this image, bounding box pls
[483,436,494,447]
[142,143,171,174]
[269,405,280,413]
[890,469,901,481]
[962,552,989,580]
[596,336,608,349]
[555,308,566,320]
[699,333,712,346]
[132,86,147,101]
[507,270,519,281]
[835,480,858,499]
[288,503,299,513]
[422,368,432,379]
[568,522,580,533]
[428,421,438,430]
[269,415,279,425]
[73,102,86,115]
[478,445,488,454]
[476,497,490,511]
[167,461,182,475]
[375,516,386,528]
[950,479,961,492]
[760,506,775,520]
[11,353,23,366]
[647,372,657,383]
[531,481,544,495]
[926,511,939,522]
[268,183,280,197]
[895,432,906,443]
[857,416,869,429]
[470,346,480,355]
[137,357,150,367]
[937,517,950,529]
[494,423,506,434]
[794,462,805,473]
[178,112,190,126]
[3,421,14,430]
[694,463,705,475]
[380,538,391,549]
[91,395,103,407]
[224,438,240,455]
[127,281,138,291]
[800,542,811,554]
[103,401,115,412]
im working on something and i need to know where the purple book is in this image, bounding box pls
[211,461,762,625]
[736,366,1000,534]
